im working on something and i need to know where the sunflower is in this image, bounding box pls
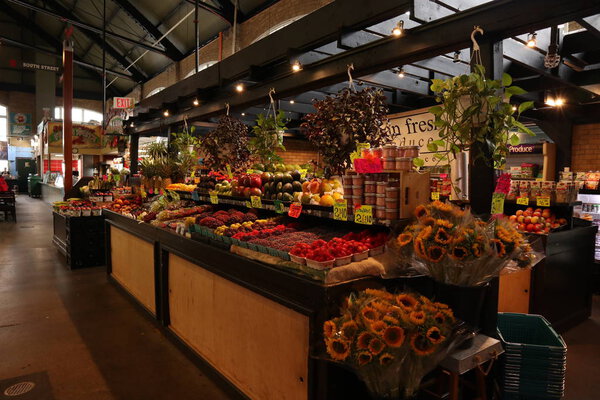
[365,289,395,301]
[326,338,351,361]
[368,338,385,355]
[410,333,436,356]
[427,245,446,263]
[436,219,454,229]
[357,351,372,366]
[383,315,400,325]
[490,239,506,257]
[421,217,436,227]
[418,225,434,240]
[496,227,513,243]
[409,310,426,325]
[383,326,405,347]
[414,237,427,259]
[472,242,482,257]
[434,227,452,245]
[323,320,336,338]
[396,294,418,312]
[441,307,455,321]
[433,302,449,309]
[370,320,387,334]
[432,201,453,213]
[371,301,392,314]
[434,311,446,325]
[397,232,413,247]
[361,306,380,322]
[426,326,446,344]
[357,332,373,349]
[379,353,395,366]
[341,320,358,340]
[414,205,429,219]
[450,245,468,260]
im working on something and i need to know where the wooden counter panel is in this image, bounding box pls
[498,268,531,314]
[110,226,156,314]
[168,254,309,400]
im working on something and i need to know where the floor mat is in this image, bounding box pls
[0,372,53,400]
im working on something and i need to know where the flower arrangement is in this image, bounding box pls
[324,288,467,399]
[392,201,539,286]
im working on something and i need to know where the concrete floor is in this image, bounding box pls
[0,196,231,400]
[0,196,599,399]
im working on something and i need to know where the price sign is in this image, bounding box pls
[333,200,348,221]
[537,196,551,207]
[148,188,154,194]
[490,192,506,215]
[431,192,440,201]
[226,164,233,179]
[245,200,252,208]
[349,151,360,164]
[516,196,529,206]
[251,196,262,208]
[354,205,373,225]
[357,142,370,153]
[299,169,308,179]
[274,200,285,214]
[191,191,200,201]
[246,169,255,175]
[140,187,147,199]
[209,193,219,204]
[288,203,303,218]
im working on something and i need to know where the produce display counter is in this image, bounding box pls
[41,183,64,204]
[52,211,106,269]
[103,210,381,400]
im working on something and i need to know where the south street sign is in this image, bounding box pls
[21,62,60,72]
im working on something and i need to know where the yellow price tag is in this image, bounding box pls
[431,192,440,201]
[354,205,373,225]
[490,192,505,215]
[210,193,219,204]
[357,142,370,153]
[246,169,255,175]
[536,196,551,207]
[299,169,308,179]
[333,200,348,221]
[226,164,233,179]
[350,151,360,164]
[140,187,147,199]
[245,200,252,208]
[516,196,529,206]
[251,196,262,208]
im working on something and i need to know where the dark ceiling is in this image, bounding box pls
[0,0,276,98]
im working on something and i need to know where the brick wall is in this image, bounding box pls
[572,123,600,171]
[278,138,319,165]
[134,0,333,101]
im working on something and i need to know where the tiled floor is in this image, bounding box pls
[0,195,598,399]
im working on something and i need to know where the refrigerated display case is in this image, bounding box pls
[575,190,600,261]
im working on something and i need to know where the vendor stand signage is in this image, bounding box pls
[387,108,440,166]
[508,143,543,154]
[22,62,60,72]
[47,122,102,149]
[9,112,33,137]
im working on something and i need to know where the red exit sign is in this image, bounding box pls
[113,97,135,109]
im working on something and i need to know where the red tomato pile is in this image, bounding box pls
[291,238,371,262]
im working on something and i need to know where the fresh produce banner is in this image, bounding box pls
[9,112,33,137]
[47,122,102,149]
[386,108,439,166]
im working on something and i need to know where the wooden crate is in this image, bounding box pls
[399,171,431,219]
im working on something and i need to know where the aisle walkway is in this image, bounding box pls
[0,196,231,400]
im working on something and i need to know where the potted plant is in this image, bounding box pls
[301,87,392,176]
[201,115,250,172]
[413,65,534,170]
[249,110,287,165]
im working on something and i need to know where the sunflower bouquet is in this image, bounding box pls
[323,288,469,399]
[392,201,539,286]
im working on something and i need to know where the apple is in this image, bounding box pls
[531,216,539,224]
[516,210,524,216]
[243,187,251,198]
[250,175,262,188]
[509,215,517,223]
[518,224,526,231]
[526,224,535,232]
[517,215,525,223]
[526,207,534,213]
[533,211,541,217]
[250,187,262,197]
[524,216,532,224]
[535,208,542,214]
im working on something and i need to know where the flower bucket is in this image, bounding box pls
[432,281,489,331]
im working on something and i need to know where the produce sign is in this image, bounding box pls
[288,203,302,218]
[431,192,440,201]
[210,193,219,204]
[251,195,262,208]
[333,200,348,221]
[516,196,529,206]
[354,158,383,173]
[274,200,284,214]
[490,192,505,215]
[354,205,373,225]
[536,196,551,207]
[48,122,102,149]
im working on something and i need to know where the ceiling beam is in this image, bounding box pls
[6,0,168,58]
[577,14,600,40]
[132,0,600,133]
[184,0,235,25]
[111,0,184,60]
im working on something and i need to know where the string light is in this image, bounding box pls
[397,67,405,78]
[235,83,244,92]
[291,60,302,72]
[241,112,246,116]
[193,98,199,106]
[526,32,537,48]
[163,110,169,117]
[391,20,404,37]
[290,100,295,104]
[554,98,564,106]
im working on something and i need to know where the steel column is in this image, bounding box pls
[63,38,74,196]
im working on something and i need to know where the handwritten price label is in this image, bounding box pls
[490,192,506,215]
[209,193,219,204]
[516,196,529,206]
[245,200,252,208]
[333,200,348,221]
[250,196,262,208]
[274,200,284,214]
[299,169,308,179]
[354,205,373,225]
[226,164,233,179]
[536,196,551,207]
[191,191,199,201]
[288,203,302,218]
[431,192,440,201]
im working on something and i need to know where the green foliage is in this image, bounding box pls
[200,115,250,172]
[414,66,534,170]
[249,110,288,165]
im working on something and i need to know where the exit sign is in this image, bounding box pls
[113,97,135,109]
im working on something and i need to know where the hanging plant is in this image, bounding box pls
[249,110,288,165]
[301,87,391,176]
[201,115,250,172]
[415,65,534,170]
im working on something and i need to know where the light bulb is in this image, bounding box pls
[526,32,537,48]
[290,100,295,104]
[292,60,302,72]
[397,68,405,78]
[193,98,199,106]
[554,98,564,106]
[130,122,135,127]
[545,98,556,106]
[512,106,517,112]
[163,110,169,117]
[391,20,404,37]
[241,112,246,116]
[235,83,244,92]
